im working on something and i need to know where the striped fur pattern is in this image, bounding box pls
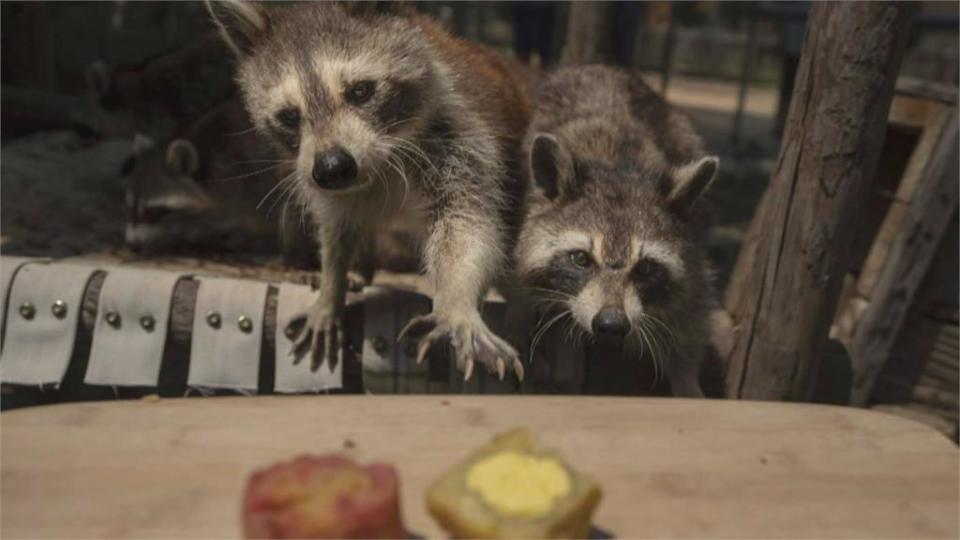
[208,1,531,379]
[514,65,719,397]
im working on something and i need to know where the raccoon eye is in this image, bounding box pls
[632,259,667,283]
[569,250,594,269]
[275,108,301,130]
[345,80,376,105]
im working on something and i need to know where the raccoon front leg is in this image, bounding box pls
[399,217,523,382]
[287,220,358,371]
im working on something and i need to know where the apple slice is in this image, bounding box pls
[243,454,406,539]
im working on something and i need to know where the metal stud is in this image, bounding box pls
[19,302,35,320]
[206,311,222,328]
[105,311,121,327]
[237,315,253,333]
[51,299,68,319]
[371,336,388,354]
[140,315,155,332]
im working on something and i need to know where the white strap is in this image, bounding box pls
[84,267,182,387]
[1,262,98,386]
[273,282,342,393]
[0,256,44,349]
[187,276,268,391]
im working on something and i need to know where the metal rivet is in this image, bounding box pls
[105,311,121,327]
[140,315,155,332]
[402,340,417,358]
[51,300,68,319]
[206,311,221,328]
[19,302,35,320]
[371,336,388,354]
[238,315,253,333]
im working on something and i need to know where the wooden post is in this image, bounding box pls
[724,2,914,401]
[560,1,614,65]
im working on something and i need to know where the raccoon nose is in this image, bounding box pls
[592,307,630,337]
[312,146,358,190]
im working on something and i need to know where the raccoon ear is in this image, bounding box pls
[166,139,200,177]
[667,156,718,211]
[206,0,268,56]
[133,133,155,156]
[530,133,576,201]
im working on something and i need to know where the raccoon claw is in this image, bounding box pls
[398,313,523,382]
[285,306,342,372]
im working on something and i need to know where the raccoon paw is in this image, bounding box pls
[398,313,524,382]
[286,305,343,372]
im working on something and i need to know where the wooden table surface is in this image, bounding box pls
[2,396,957,539]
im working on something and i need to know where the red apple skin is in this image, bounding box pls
[242,455,406,539]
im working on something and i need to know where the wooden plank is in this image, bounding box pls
[850,109,960,406]
[894,76,959,104]
[855,108,951,298]
[724,3,915,401]
[887,95,945,130]
[2,396,957,539]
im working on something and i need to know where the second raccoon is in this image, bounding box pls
[513,65,719,397]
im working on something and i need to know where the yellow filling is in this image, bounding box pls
[465,451,571,518]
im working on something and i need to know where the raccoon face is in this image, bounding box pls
[208,1,435,195]
[123,136,212,252]
[516,133,718,339]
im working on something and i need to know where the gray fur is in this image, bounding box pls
[208,1,524,378]
[514,65,719,397]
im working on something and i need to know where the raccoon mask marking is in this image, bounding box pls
[513,65,719,397]
[209,1,434,194]
[209,1,532,380]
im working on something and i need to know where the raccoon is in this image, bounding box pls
[513,65,719,397]
[122,100,293,256]
[208,1,531,378]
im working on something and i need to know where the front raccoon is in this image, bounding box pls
[514,66,718,397]
[208,1,530,378]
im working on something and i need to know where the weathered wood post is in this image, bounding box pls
[560,1,614,65]
[724,2,915,401]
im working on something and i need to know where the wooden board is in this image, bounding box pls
[2,396,957,539]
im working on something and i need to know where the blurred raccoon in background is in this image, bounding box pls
[513,66,720,397]
[121,99,311,259]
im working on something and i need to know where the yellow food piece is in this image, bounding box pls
[427,429,602,539]
[466,451,571,518]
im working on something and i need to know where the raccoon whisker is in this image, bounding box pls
[516,286,577,301]
[377,116,420,133]
[267,173,300,218]
[643,313,678,348]
[634,321,660,390]
[228,158,297,166]
[561,315,581,346]
[641,316,671,389]
[222,126,258,137]
[382,154,411,210]
[370,164,392,215]
[205,162,289,184]
[529,309,570,366]
[382,136,441,180]
[256,170,297,211]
